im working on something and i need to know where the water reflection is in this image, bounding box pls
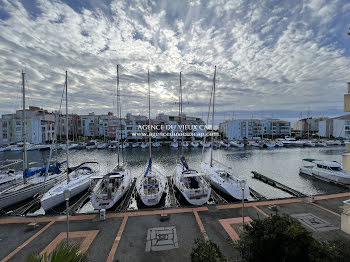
[1,145,347,202]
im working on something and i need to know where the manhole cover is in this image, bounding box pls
[291,213,337,232]
[145,226,179,252]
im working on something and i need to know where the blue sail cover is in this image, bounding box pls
[24,160,66,178]
[181,156,189,170]
[144,158,152,177]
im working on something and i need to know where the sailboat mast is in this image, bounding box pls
[117,65,120,167]
[148,71,152,162]
[22,72,27,183]
[210,66,216,167]
[180,72,183,155]
[65,71,70,183]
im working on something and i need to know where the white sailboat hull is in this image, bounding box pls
[41,167,97,211]
[91,170,131,210]
[191,142,199,147]
[201,163,249,199]
[0,172,23,186]
[0,172,66,209]
[229,141,244,148]
[181,142,189,147]
[170,142,178,148]
[97,143,107,149]
[152,142,161,147]
[173,164,211,206]
[136,167,166,206]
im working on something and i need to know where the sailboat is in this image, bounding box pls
[108,141,118,149]
[152,141,161,147]
[91,65,131,210]
[97,142,108,149]
[86,140,98,149]
[132,142,140,148]
[136,71,166,206]
[220,141,230,148]
[200,140,211,148]
[0,72,66,209]
[182,141,189,147]
[40,71,99,212]
[0,160,23,187]
[191,140,199,147]
[173,72,211,205]
[140,141,149,148]
[229,141,244,148]
[170,138,179,148]
[119,142,128,149]
[201,66,249,200]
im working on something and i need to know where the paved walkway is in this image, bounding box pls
[0,192,350,262]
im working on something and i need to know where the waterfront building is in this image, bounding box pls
[98,112,113,139]
[79,112,99,138]
[0,106,55,145]
[56,113,79,141]
[125,113,148,140]
[0,107,206,144]
[318,115,350,138]
[293,117,328,137]
[343,83,350,174]
[156,113,205,138]
[219,118,291,140]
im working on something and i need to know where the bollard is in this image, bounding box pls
[100,209,106,221]
[309,195,314,203]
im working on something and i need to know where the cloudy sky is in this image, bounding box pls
[0,0,350,124]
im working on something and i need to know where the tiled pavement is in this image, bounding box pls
[0,192,350,262]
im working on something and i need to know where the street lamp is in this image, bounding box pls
[239,179,246,225]
[64,188,71,245]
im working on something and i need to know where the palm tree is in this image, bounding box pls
[26,242,89,262]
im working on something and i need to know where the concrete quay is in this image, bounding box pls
[1,192,350,262]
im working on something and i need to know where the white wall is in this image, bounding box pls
[319,120,326,137]
[30,118,42,144]
[333,119,345,138]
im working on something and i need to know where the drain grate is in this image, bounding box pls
[291,213,337,232]
[145,226,179,252]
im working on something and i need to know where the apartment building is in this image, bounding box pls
[0,107,206,143]
[156,113,206,138]
[219,118,291,140]
[0,106,55,144]
[293,117,329,136]
[319,115,350,138]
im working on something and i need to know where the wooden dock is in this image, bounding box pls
[251,171,307,198]
[167,176,178,207]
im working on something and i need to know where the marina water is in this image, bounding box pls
[1,146,346,201]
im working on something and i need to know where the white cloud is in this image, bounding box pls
[0,0,349,123]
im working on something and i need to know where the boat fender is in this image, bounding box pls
[122,185,125,191]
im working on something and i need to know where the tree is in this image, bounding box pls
[235,214,350,262]
[26,242,89,262]
[191,239,227,262]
